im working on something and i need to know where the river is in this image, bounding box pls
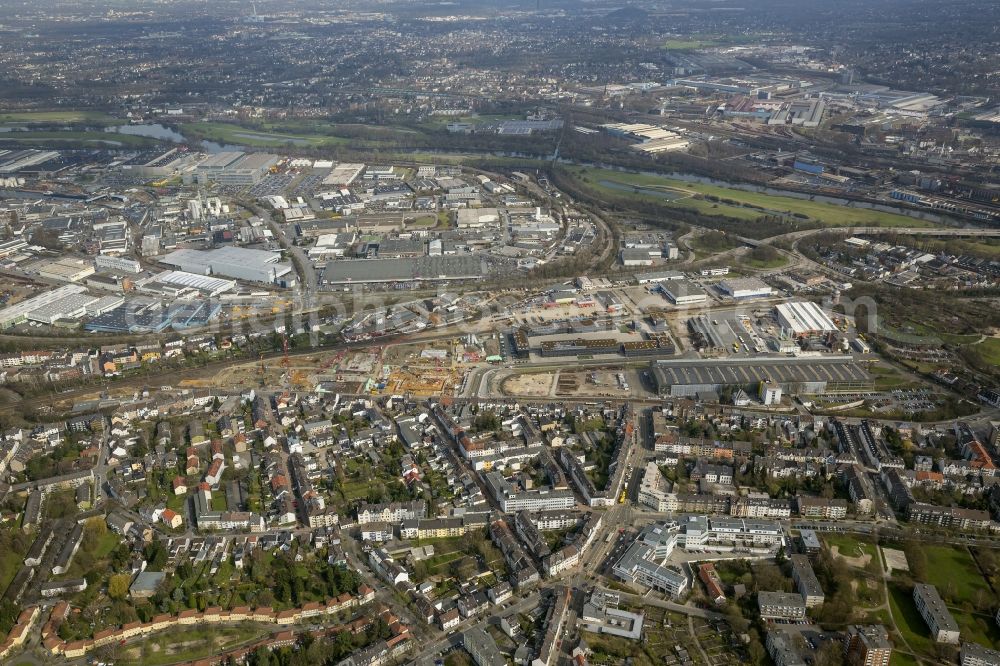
[105,123,186,142]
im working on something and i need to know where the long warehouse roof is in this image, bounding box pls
[323,255,484,283]
[652,355,869,386]
[775,301,837,334]
[154,270,236,293]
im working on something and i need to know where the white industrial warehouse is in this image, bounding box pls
[0,284,125,327]
[717,277,773,300]
[660,279,707,306]
[159,247,295,286]
[144,271,237,297]
[0,284,89,328]
[775,301,838,336]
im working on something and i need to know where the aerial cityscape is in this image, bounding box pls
[0,0,999,665]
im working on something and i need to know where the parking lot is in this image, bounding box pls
[246,173,296,198]
[290,171,326,197]
[815,387,941,414]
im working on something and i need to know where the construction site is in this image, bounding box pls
[501,368,645,398]
[178,343,384,394]
[173,333,484,397]
[381,366,456,397]
[376,335,487,397]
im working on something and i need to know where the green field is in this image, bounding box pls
[407,215,440,228]
[91,529,121,559]
[182,121,345,148]
[900,320,981,345]
[415,537,465,569]
[941,333,982,345]
[62,520,120,579]
[0,537,27,594]
[420,112,520,128]
[889,653,921,666]
[888,583,937,656]
[337,478,373,501]
[922,545,987,606]
[689,232,743,255]
[663,38,721,50]
[972,337,1000,365]
[823,532,873,559]
[660,33,762,51]
[0,110,116,125]
[184,120,435,149]
[953,609,1000,649]
[568,167,930,229]
[410,536,483,577]
[0,130,155,147]
[742,254,788,269]
[865,606,892,628]
[869,365,920,390]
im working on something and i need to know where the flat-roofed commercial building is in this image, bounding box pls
[146,270,237,297]
[601,123,690,154]
[26,293,100,324]
[195,152,279,186]
[456,208,500,228]
[768,98,827,127]
[612,543,687,596]
[660,279,707,306]
[650,355,872,397]
[540,337,619,357]
[85,295,125,316]
[579,591,645,639]
[120,148,204,178]
[0,284,87,328]
[717,277,773,300]
[322,163,365,187]
[160,247,293,286]
[0,149,60,174]
[95,254,141,274]
[323,255,484,285]
[913,583,960,644]
[36,257,96,283]
[636,271,685,284]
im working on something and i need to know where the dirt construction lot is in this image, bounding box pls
[501,372,554,397]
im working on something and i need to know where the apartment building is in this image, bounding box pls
[796,496,849,520]
[961,642,1000,666]
[757,591,807,621]
[844,625,892,666]
[912,584,960,644]
[790,555,825,607]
